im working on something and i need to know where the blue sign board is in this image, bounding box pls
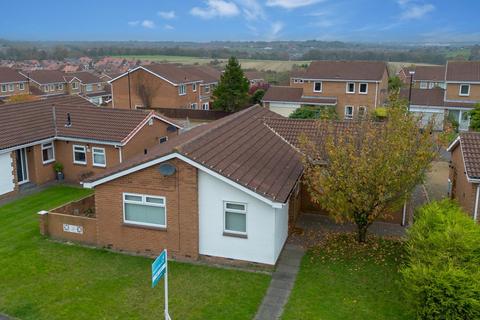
[152,250,167,288]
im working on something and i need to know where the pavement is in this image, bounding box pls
[254,244,305,320]
[424,161,449,202]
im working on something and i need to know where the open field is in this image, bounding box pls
[0,186,270,320]
[283,233,410,320]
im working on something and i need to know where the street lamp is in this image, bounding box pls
[408,70,415,112]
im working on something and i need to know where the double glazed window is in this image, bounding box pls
[358,106,367,119]
[192,83,197,92]
[1,84,6,92]
[73,145,87,165]
[459,84,470,96]
[313,81,322,92]
[344,106,354,120]
[204,85,210,94]
[19,82,25,90]
[202,102,209,110]
[8,84,14,92]
[224,201,247,235]
[86,84,93,92]
[191,103,198,110]
[178,84,186,95]
[123,193,166,228]
[359,83,368,94]
[346,82,355,93]
[41,142,55,164]
[72,82,79,90]
[92,147,106,167]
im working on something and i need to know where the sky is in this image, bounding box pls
[1,0,479,43]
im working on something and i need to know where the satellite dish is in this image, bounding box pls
[158,163,176,176]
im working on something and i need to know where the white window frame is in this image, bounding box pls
[459,84,470,96]
[359,83,368,94]
[358,106,367,119]
[1,84,6,92]
[86,84,93,92]
[204,85,210,94]
[223,201,247,236]
[58,83,64,90]
[159,136,168,143]
[344,105,354,120]
[41,142,55,164]
[92,147,106,167]
[346,82,355,94]
[202,102,209,110]
[191,103,198,110]
[8,83,14,92]
[419,81,428,89]
[49,84,55,92]
[313,81,322,93]
[97,83,102,89]
[19,82,25,91]
[178,84,186,96]
[73,145,87,165]
[428,82,434,89]
[123,193,167,228]
[192,83,197,92]
[72,82,79,90]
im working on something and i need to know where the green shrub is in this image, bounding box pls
[289,105,337,120]
[374,107,388,120]
[53,162,64,173]
[401,200,480,319]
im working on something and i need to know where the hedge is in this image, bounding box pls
[401,200,480,319]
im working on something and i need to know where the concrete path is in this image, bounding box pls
[0,314,12,320]
[254,244,305,320]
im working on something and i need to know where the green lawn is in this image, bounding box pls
[282,233,412,320]
[0,186,270,320]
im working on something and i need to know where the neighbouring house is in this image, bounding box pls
[444,61,480,131]
[265,60,389,119]
[39,104,413,266]
[400,88,446,130]
[397,66,415,85]
[262,86,337,117]
[398,65,446,89]
[244,70,265,86]
[0,95,181,199]
[64,71,111,105]
[22,70,68,96]
[447,132,480,222]
[0,67,30,100]
[109,63,222,110]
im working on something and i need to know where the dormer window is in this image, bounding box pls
[459,84,470,96]
[313,81,322,93]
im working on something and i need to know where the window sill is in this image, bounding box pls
[359,92,368,95]
[123,223,167,232]
[73,162,87,166]
[223,231,247,239]
[43,160,55,165]
[93,164,106,168]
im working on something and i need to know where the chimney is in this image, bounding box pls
[65,113,72,127]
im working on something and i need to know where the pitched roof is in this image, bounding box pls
[0,67,27,83]
[446,61,480,82]
[400,88,445,107]
[85,106,304,203]
[26,70,66,84]
[0,95,179,151]
[67,71,103,84]
[263,86,337,105]
[298,60,387,81]
[244,71,264,81]
[181,65,222,84]
[414,65,446,82]
[449,133,480,180]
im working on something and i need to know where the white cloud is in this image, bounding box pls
[141,20,156,29]
[157,10,176,19]
[190,0,240,19]
[266,0,323,9]
[128,21,140,26]
[268,21,284,39]
[164,24,175,30]
[399,3,435,20]
[236,0,265,21]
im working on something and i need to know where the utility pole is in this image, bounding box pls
[408,70,415,112]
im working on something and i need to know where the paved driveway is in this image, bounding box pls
[424,161,449,202]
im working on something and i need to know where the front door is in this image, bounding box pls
[16,148,29,184]
[459,110,470,131]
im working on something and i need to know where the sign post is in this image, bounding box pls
[152,249,171,320]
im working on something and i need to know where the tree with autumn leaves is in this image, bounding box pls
[300,96,436,242]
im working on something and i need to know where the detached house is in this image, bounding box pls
[109,63,222,110]
[264,60,389,119]
[448,133,480,223]
[64,71,111,105]
[0,67,29,100]
[398,65,446,89]
[24,70,68,96]
[0,95,181,199]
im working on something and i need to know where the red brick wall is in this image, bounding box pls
[41,212,98,246]
[450,145,477,218]
[94,158,199,259]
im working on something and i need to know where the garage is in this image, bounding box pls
[0,152,14,196]
[268,102,301,117]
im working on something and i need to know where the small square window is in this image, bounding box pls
[41,142,55,164]
[204,85,210,94]
[419,81,428,89]
[359,83,368,94]
[73,145,87,165]
[191,103,198,110]
[224,201,247,235]
[159,136,168,143]
[72,82,79,90]
[313,82,322,92]
[86,84,93,92]
[92,147,106,167]
[19,83,25,90]
[345,106,354,120]
[459,84,470,96]
[346,82,355,93]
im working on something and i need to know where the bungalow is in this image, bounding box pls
[447,133,480,222]
[0,95,181,199]
[0,67,29,100]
